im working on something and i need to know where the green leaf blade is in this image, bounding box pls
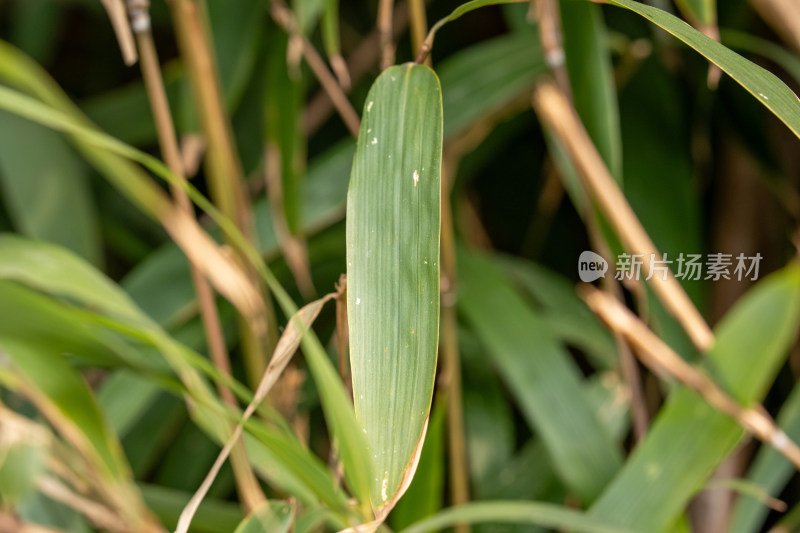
[588,264,800,530]
[346,63,442,510]
[457,248,623,503]
[605,0,800,140]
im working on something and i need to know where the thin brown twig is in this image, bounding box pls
[532,80,715,352]
[130,1,267,513]
[533,0,571,97]
[100,0,138,65]
[264,143,317,300]
[168,0,276,387]
[0,512,65,533]
[36,477,128,533]
[271,1,361,137]
[615,333,648,441]
[582,287,800,471]
[440,161,471,533]
[304,0,414,137]
[176,293,336,533]
[378,0,396,69]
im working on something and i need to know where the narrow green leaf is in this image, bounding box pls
[0,111,101,265]
[601,0,800,140]
[560,0,622,180]
[0,440,45,507]
[0,236,356,516]
[0,316,127,481]
[389,395,447,530]
[398,501,636,533]
[8,0,62,64]
[265,32,306,233]
[207,0,262,110]
[321,0,341,60]
[730,382,800,533]
[97,371,162,437]
[0,234,143,323]
[498,256,618,369]
[674,0,717,29]
[439,32,546,139]
[588,264,800,530]
[139,483,244,533]
[233,501,293,533]
[347,63,442,510]
[431,0,527,35]
[457,248,622,503]
[721,29,800,85]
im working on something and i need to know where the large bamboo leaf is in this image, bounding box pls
[346,63,442,512]
[600,0,800,140]
[588,264,800,530]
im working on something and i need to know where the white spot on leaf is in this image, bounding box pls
[381,476,389,501]
[413,170,419,186]
[759,92,769,100]
[356,297,361,304]
[367,101,373,112]
[371,137,378,145]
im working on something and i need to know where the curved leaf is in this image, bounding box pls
[399,501,636,533]
[602,0,800,139]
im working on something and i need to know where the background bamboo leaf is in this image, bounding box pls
[265,31,306,234]
[232,501,294,533]
[560,0,622,180]
[398,501,635,533]
[730,382,800,533]
[457,247,623,503]
[0,235,357,521]
[601,0,800,139]
[389,396,447,530]
[439,32,546,140]
[675,0,717,30]
[0,110,101,266]
[347,63,442,511]
[588,264,800,530]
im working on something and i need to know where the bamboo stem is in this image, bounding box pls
[583,287,800,471]
[168,0,277,388]
[303,0,416,137]
[532,80,715,352]
[130,2,266,512]
[440,162,471,533]
[408,0,428,60]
